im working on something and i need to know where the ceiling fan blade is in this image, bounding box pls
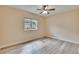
[37,9,42,10]
[42,5,47,10]
[47,12,50,14]
[40,12,43,14]
[48,8,55,11]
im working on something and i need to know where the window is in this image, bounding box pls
[24,18,38,31]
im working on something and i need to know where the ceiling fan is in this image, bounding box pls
[37,5,55,15]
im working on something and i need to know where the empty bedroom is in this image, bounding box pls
[0,5,79,54]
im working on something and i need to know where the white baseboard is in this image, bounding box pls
[1,36,79,49]
[0,36,45,49]
[0,40,28,49]
[48,36,79,44]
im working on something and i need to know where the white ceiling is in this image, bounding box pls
[8,5,79,16]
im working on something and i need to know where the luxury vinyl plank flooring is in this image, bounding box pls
[1,38,79,54]
[61,42,79,54]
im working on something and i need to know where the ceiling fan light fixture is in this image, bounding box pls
[41,11,49,15]
[42,11,47,14]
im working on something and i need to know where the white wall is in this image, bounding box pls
[47,9,79,44]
